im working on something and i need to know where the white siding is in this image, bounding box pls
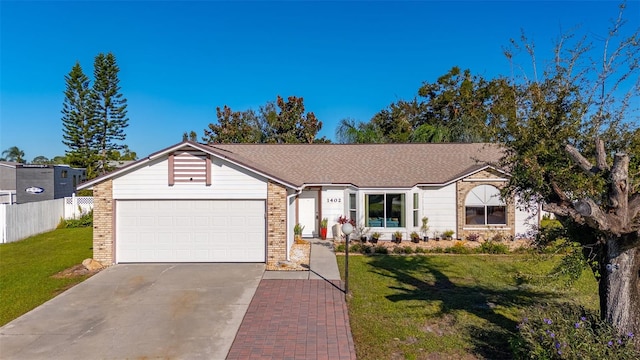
[321,187,346,239]
[113,156,267,199]
[422,184,457,237]
[515,196,540,238]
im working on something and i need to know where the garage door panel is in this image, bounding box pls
[116,200,265,263]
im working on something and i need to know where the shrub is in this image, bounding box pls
[403,246,414,254]
[335,243,346,252]
[57,210,93,228]
[414,247,427,254]
[374,245,388,254]
[511,304,638,359]
[349,243,363,253]
[478,241,509,254]
[466,233,481,241]
[392,246,404,254]
[362,244,375,254]
[445,242,471,254]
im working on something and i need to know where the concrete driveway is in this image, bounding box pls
[0,263,264,360]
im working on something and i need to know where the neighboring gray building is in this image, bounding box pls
[0,162,86,204]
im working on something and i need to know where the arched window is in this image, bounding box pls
[465,185,506,225]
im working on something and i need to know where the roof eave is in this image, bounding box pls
[77,141,300,191]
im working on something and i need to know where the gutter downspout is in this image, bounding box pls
[286,187,305,261]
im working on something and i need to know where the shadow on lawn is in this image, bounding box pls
[366,255,558,359]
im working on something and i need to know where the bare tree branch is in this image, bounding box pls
[542,203,585,224]
[565,144,599,175]
[575,198,610,231]
[550,180,571,203]
[595,138,609,171]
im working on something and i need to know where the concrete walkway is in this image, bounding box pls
[262,239,341,280]
[228,239,357,359]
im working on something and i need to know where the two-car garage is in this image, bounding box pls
[115,200,266,263]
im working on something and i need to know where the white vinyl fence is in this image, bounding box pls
[0,196,94,244]
[64,196,94,219]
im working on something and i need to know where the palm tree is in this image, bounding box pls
[335,118,384,144]
[1,146,25,163]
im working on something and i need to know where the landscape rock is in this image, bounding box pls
[82,258,104,271]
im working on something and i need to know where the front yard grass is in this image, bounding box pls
[338,254,598,359]
[0,227,93,326]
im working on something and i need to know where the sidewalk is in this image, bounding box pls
[262,239,340,280]
[227,239,357,360]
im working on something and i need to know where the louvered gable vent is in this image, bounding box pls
[168,149,211,186]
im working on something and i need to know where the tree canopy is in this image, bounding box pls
[336,68,508,144]
[203,95,328,144]
[1,146,25,163]
[61,53,133,178]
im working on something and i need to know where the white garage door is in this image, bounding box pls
[116,200,265,263]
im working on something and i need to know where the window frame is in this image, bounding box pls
[464,185,507,226]
[365,192,406,228]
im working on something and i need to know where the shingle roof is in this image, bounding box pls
[204,143,504,188]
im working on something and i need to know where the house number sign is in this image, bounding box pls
[326,198,342,203]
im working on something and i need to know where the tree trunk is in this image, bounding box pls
[599,235,640,347]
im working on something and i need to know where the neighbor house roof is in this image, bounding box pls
[78,141,505,190]
[0,161,22,169]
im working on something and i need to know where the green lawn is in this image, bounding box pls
[338,254,599,360]
[0,227,93,326]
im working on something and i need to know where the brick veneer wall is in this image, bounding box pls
[456,169,515,240]
[267,181,287,266]
[93,179,114,264]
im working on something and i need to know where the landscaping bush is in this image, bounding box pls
[414,247,427,254]
[373,245,388,254]
[392,246,404,254]
[511,304,638,359]
[335,243,346,252]
[362,244,375,254]
[478,240,509,254]
[402,246,414,254]
[57,210,93,228]
[349,243,363,253]
[444,241,472,254]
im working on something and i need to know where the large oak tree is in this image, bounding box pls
[497,4,639,344]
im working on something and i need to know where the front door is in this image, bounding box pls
[298,191,318,237]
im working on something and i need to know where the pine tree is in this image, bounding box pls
[91,52,129,174]
[61,62,97,175]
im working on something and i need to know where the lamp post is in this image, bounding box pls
[341,222,353,299]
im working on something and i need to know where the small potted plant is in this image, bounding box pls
[320,218,328,240]
[442,229,455,240]
[294,223,305,242]
[370,232,381,244]
[420,217,430,241]
[410,231,420,243]
[393,230,403,243]
[433,231,441,241]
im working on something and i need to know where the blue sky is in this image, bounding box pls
[1,1,638,160]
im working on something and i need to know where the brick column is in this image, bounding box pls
[267,181,287,266]
[93,179,114,264]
